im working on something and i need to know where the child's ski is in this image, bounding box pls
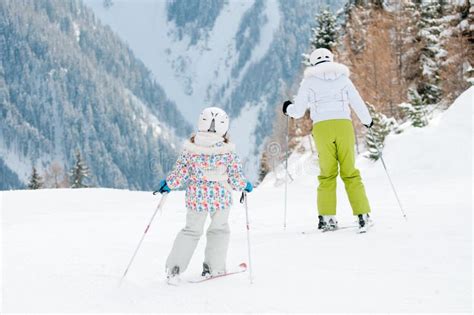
[187,263,247,283]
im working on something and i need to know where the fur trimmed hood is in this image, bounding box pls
[304,62,350,80]
[183,140,236,155]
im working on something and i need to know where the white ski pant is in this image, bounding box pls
[166,208,230,274]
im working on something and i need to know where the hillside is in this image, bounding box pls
[0,0,191,190]
[2,88,471,313]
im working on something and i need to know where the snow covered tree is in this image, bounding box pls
[365,103,398,161]
[103,0,114,9]
[69,150,90,188]
[399,89,428,128]
[311,8,338,51]
[416,0,446,105]
[27,166,43,190]
[303,7,339,64]
[439,0,473,102]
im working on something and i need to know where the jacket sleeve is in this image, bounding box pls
[226,152,248,191]
[166,151,189,190]
[345,78,372,125]
[287,79,310,119]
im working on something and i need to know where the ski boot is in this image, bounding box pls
[202,263,225,278]
[318,215,338,232]
[166,265,180,285]
[201,263,211,278]
[318,215,326,230]
[357,214,372,233]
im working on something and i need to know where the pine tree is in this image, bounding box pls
[365,103,398,161]
[69,150,90,188]
[399,89,429,128]
[416,0,446,104]
[103,0,114,9]
[303,7,339,64]
[27,166,43,190]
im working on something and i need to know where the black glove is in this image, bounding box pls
[364,120,374,129]
[282,100,292,116]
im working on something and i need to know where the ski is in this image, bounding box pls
[301,225,358,235]
[187,263,248,283]
[302,221,375,235]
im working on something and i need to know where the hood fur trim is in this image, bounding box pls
[183,140,236,155]
[304,62,350,80]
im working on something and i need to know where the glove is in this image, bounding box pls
[244,181,253,193]
[364,120,374,129]
[282,100,292,116]
[156,179,171,194]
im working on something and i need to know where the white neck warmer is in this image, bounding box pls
[194,131,224,147]
[304,62,350,80]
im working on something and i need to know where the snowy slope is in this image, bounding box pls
[2,88,472,312]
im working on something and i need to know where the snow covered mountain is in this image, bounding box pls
[0,0,191,190]
[2,87,472,313]
[83,0,346,178]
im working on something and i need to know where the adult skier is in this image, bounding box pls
[282,48,373,233]
[156,107,253,284]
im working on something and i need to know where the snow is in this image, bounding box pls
[72,22,81,42]
[124,89,173,140]
[231,0,281,87]
[2,88,472,312]
[229,100,265,180]
[0,139,50,183]
[0,141,31,182]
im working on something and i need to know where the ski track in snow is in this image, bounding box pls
[2,88,472,312]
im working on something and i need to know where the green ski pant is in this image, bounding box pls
[312,119,371,216]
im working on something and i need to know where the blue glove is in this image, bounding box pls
[244,181,253,193]
[157,179,171,194]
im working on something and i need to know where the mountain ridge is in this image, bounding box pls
[0,0,192,190]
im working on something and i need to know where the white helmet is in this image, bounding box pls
[197,107,229,137]
[309,48,334,66]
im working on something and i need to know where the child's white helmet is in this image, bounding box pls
[309,48,334,66]
[198,107,229,137]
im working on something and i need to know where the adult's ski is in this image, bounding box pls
[301,225,358,235]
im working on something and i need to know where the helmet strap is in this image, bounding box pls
[312,60,331,66]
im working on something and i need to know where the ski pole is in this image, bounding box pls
[284,115,289,229]
[119,192,169,286]
[368,129,407,220]
[240,192,253,284]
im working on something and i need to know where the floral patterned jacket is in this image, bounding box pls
[166,140,248,212]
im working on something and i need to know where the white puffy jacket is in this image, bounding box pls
[287,62,372,125]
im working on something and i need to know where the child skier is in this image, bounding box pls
[156,107,253,284]
[282,48,373,233]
